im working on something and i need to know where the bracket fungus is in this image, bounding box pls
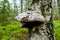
[14,11,45,31]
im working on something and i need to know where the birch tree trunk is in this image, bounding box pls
[21,0,23,13]
[28,0,55,40]
[14,0,55,40]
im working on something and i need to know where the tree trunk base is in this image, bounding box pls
[28,23,54,40]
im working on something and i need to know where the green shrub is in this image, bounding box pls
[0,21,28,40]
[54,20,60,40]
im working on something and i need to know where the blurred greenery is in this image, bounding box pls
[0,0,29,40]
[0,21,28,40]
[54,20,60,40]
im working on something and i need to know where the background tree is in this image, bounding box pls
[13,0,18,18]
[20,0,23,13]
[0,0,11,26]
[52,0,59,20]
[57,0,60,19]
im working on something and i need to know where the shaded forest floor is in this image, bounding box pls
[0,20,60,40]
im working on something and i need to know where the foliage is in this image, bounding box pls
[54,20,60,40]
[0,21,28,40]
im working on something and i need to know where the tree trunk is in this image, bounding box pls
[28,24,50,40]
[21,0,23,13]
[28,0,55,40]
[58,0,60,19]
[52,0,59,19]
[14,0,55,40]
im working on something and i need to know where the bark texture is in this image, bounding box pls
[28,0,54,40]
[14,0,54,40]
